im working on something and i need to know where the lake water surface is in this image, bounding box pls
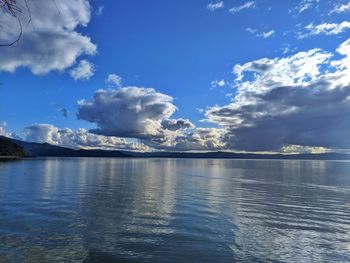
[0,158,350,262]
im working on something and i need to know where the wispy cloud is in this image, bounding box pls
[330,1,350,14]
[257,30,275,39]
[300,21,350,38]
[207,1,224,11]
[295,0,319,14]
[95,6,104,16]
[229,1,255,14]
[211,79,226,88]
[246,27,257,34]
[280,44,297,54]
[246,28,275,39]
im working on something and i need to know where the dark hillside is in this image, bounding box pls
[0,136,26,157]
[12,137,130,157]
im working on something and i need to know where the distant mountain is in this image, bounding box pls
[0,136,26,157]
[2,136,350,160]
[6,137,130,158]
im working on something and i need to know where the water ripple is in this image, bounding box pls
[0,158,350,262]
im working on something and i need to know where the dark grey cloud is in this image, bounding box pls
[221,85,350,151]
[161,118,195,131]
[206,38,350,152]
[59,108,69,118]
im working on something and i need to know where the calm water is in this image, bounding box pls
[0,158,350,262]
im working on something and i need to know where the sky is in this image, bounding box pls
[1,0,350,153]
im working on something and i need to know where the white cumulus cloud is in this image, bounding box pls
[0,0,97,74]
[205,37,350,152]
[105,74,123,87]
[145,128,226,152]
[70,60,95,80]
[77,87,177,139]
[76,85,226,151]
[22,124,149,151]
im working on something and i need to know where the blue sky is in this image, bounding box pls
[1,0,350,152]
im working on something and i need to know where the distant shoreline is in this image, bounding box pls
[2,135,350,161]
[3,156,350,162]
[0,156,23,159]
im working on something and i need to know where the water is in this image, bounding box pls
[0,158,350,262]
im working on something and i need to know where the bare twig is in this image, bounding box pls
[0,0,26,46]
[0,0,59,47]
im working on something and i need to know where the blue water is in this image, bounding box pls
[0,158,350,262]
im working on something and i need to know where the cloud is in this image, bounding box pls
[229,1,255,14]
[330,1,350,14]
[95,6,104,16]
[205,37,350,151]
[207,1,224,11]
[58,108,69,118]
[300,21,350,38]
[105,74,122,87]
[246,28,275,39]
[0,0,96,74]
[246,27,257,34]
[161,118,195,131]
[280,44,297,55]
[22,124,149,151]
[76,85,226,152]
[294,0,319,14]
[20,114,223,152]
[211,79,226,88]
[169,128,225,151]
[70,60,95,80]
[0,122,11,138]
[280,144,329,154]
[144,128,226,152]
[233,48,331,88]
[256,30,275,39]
[77,87,177,139]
